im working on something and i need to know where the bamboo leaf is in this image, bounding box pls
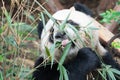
[107,70,116,80]
[58,65,68,80]
[67,24,85,47]
[111,68,120,75]
[35,0,55,22]
[59,43,71,65]
[59,13,70,31]
[45,46,51,60]
[62,66,69,80]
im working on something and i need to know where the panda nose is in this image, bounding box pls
[55,32,66,39]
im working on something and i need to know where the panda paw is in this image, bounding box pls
[76,47,100,71]
[77,47,98,60]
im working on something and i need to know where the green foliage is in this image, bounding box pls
[116,0,120,5]
[111,42,120,48]
[0,55,4,62]
[18,67,33,79]
[100,2,120,49]
[58,65,69,80]
[1,0,120,80]
[57,43,71,80]
[100,4,120,78]
[0,72,3,80]
[98,64,120,80]
[100,9,120,24]
[0,0,41,79]
[45,46,52,61]
[0,28,3,34]
[5,35,17,47]
[59,43,72,65]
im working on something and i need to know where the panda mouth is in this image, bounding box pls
[55,37,76,50]
[61,39,70,47]
[61,39,75,48]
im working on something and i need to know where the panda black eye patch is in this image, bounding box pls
[67,20,79,30]
[50,27,54,33]
[49,34,54,43]
[67,20,79,26]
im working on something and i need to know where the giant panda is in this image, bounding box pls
[33,3,120,80]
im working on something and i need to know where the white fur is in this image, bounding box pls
[40,9,107,62]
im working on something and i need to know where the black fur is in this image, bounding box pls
[32,48,100,80]
[32,48,120,80]
[32,57,59,80]
[37,21,43,39]
[102,53,120,70]
[74,3,93,17]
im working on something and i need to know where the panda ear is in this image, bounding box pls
[37,21,43,39]
[74,3,93,17]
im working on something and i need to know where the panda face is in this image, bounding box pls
[40,9,100,62]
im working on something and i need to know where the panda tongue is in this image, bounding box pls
[61,39,70,47]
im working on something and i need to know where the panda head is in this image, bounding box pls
[38,3,102,62]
